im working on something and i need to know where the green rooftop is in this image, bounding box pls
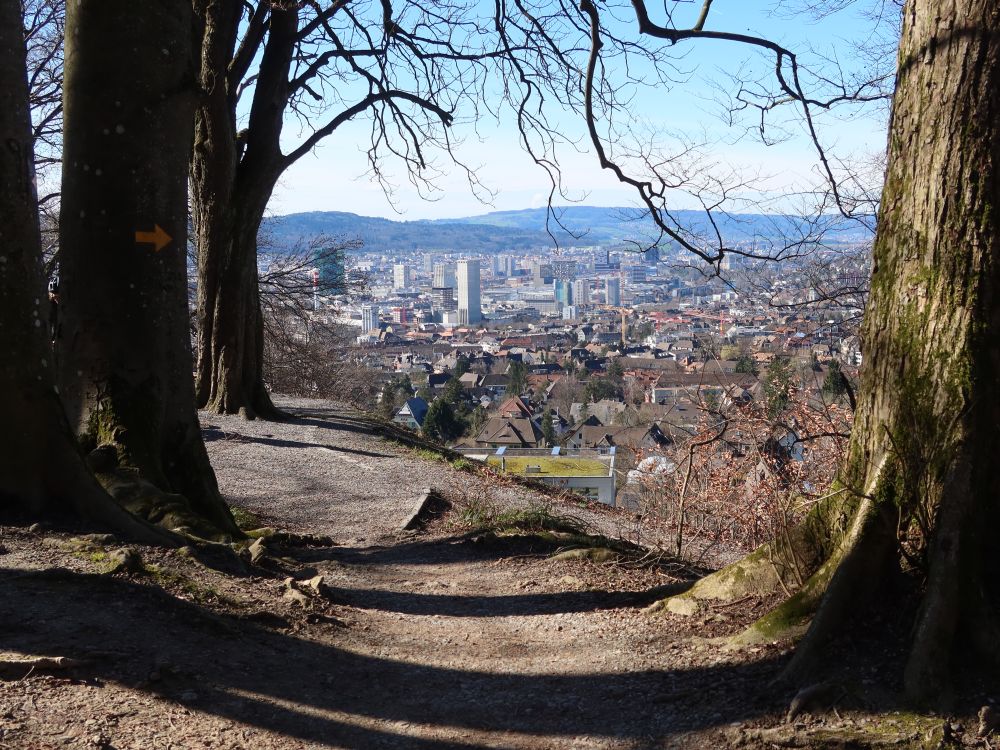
[487,456,609,477]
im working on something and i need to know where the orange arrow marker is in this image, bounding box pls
[135,224,172,252]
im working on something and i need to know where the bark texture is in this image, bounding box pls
[661,0,1000,704]
[191,1,296,419]
[58,0,238,538]
[0,0,175,543]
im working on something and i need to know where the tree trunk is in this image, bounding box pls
[658,0,1000,704]
[57,0,239,538]
[0,0,176,544]
[192,176,280,420]
[191,1,295,420]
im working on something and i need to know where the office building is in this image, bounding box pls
[432,263,455,289]
[625,265,646,284]
[552,259,577,280]
[605,277,621,307]
[430,286,457,312]
[531,262,553,286]
[554,279,573,306]
[361,304,380,332]
[393,263,410,290]
[572,280,590,306]
[457,259,482,324]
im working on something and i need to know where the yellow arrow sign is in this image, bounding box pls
[135,224,172,252]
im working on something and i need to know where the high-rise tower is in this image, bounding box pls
[457,259,482,324]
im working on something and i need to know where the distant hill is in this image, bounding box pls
[262,206,873,254]
[261,211,552,254]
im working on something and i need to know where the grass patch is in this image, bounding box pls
[456,497,586,536]
[143,563,237,606]
[75,549,120,575]
[451,457,476,471]
[229,506,262,531]
[413,447,448,463]
[486,456,609,477]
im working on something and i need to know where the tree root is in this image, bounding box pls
[95,469,234,543]
[772,497,896,678]
[550,546,620,563]
[0,655,91,678]
[243,528,336,547]
[646,489,858,617]
[903,458,974,704]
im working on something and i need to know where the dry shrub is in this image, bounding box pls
[630,382,851,559]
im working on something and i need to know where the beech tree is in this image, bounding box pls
[56,0,238,538]
[560,0,998,702]
[0,0,175,543]
[190,0,488,418]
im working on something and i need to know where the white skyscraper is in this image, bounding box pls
[456,259,481,325]
[393,263,410,290]
[572,279,590,306]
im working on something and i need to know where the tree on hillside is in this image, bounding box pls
[541,408,556,447]
[822,359,848,397]
[607,357,625,381]
[55,0,239,538]
[734,354,759,376]
[190,0,489,419]
[761,357,793,419]
[584,376,622,404]
[506,360,528,397]
[422,399,463,443]
[468,405,488,438]
[442,376,465,406]
[581,0,1000,703]
[0,0,204,543]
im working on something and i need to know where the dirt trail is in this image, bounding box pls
[0,399,802,749]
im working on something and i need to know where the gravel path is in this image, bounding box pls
[0,396,918,749]
[202,397,639,547]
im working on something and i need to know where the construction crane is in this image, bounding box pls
[682,310,732,335]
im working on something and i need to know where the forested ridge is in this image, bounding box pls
[264,207,875,253]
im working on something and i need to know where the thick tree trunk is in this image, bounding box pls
[57,0,239,538]
[192,182,280,420]
[0,0,175,544]
[660,0,1000,704]
[191,1,294,420]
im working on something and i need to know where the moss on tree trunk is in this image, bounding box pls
[0,0,177,545]
[655,0,1000,704]
[57,0,239,539]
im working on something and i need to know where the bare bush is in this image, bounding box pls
[629,375,852,559]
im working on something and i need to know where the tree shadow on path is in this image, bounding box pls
[0,565,789,749]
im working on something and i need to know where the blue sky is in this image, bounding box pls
[269,1,896,221]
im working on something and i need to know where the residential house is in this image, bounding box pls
[569,398,627,425]
[393,398,429,430]
[563,423,670,452]
[480,373,510,398]
[470,415,544,449]
[496,396,534,419]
